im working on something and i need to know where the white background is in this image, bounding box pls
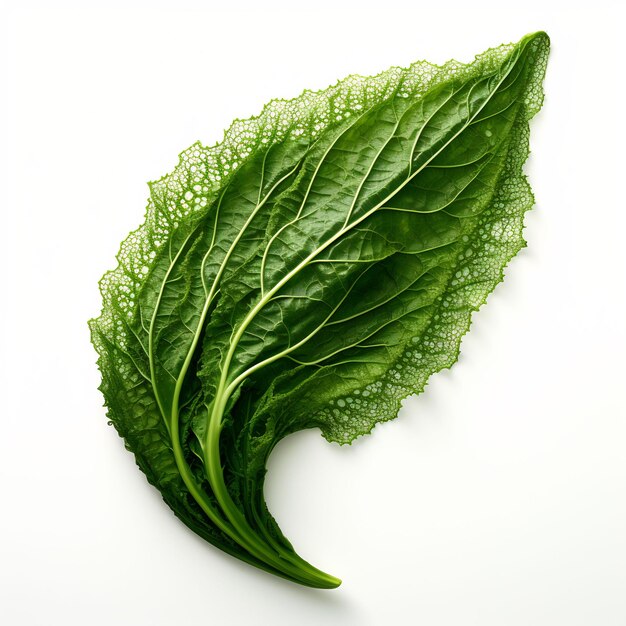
[1,1,625,624]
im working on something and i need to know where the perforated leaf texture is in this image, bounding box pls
[90,32,549,588]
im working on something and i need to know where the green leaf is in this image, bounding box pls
[90,31,549,588]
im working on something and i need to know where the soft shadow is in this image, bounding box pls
[180,521,363,620]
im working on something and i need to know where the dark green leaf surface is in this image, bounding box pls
[90,32,549,587]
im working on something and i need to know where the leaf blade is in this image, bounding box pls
[90,32,549,587]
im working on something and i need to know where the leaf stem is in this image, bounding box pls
[204,392,341,587]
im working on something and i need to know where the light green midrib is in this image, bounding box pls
[201,42,526,580]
